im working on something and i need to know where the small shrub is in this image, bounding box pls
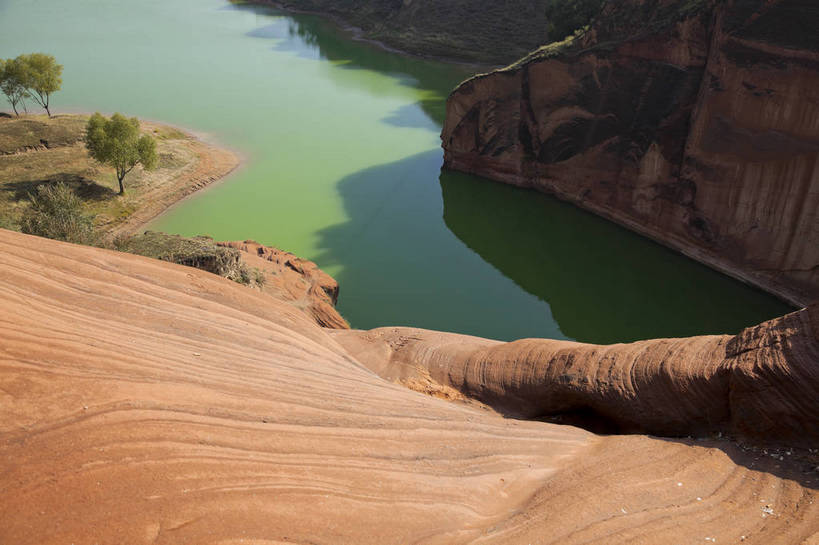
[20,182,96,244]
[252,267,267,287]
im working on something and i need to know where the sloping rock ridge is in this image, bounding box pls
[332,303,819,445]
[1,229,818,543]
[442,0,819,305]
[218,239,348,329]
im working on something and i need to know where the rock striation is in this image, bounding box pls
[332,302,819,445]
[442,0,819,305]
[1,228,817,544]
[218,239,348,329]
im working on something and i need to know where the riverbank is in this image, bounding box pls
[0,113,240,239]
[246,0,540,67]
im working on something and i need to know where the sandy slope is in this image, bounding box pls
[0,228,817,544]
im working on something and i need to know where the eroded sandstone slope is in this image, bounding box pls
[442,0,819,304]
[1,228,817,544]
[332,302,819,445]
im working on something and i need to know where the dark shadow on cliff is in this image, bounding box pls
[234,3,471,127]
[439,170,794,344]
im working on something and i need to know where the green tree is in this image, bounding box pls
[18,53,62,117]
[21,182,96,244]
[85,112,158,195]
[0,58,30,117]
[545,0,606,42]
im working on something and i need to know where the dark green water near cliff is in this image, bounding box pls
[0,0,793,343]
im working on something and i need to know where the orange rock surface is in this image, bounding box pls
[218,240,348,329]
[1,228,817,544]
[332,302,819,445]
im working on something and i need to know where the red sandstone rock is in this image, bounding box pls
[332,303,819,445]
[218,239,348,329]
[442,0,819,305]
[1,229,817,543]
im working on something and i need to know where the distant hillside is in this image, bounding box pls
[270,0,551,64]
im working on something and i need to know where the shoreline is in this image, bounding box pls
[0,111,243,240]
[443,155,807,309]
[245,0,500,71]
[108,120,243,239]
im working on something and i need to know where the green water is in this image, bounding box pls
[0,0,793,343]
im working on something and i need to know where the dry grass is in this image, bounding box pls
[0,114,215,235]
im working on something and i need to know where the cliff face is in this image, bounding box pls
[1,229,818,544]
[442,0,819,304]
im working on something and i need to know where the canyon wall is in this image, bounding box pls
[442,0,819,305]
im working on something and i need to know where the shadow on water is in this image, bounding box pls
[225,2,792,344]
[307,148,792,343]
[235,3,471,127]
[440,170,794,344]
[309,150,564,341]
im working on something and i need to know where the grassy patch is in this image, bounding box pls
[0,114,198,234]
[0,115,86,154]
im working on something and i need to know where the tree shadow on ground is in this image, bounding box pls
[1,176,117,202]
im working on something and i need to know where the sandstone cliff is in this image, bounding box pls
[442,0,819,305]
[1,229,817,543]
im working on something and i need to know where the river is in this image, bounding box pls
[0,0,793,343]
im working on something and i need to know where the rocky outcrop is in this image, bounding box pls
[218,239,348,329]
[115,233,348,329]
[1,228,818,544]
[442,0,819,305]
[332,303,819,445]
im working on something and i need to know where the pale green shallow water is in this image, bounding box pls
[0,0,793,343]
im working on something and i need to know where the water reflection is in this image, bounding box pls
[439,170,794,343]
[237,4,469,126]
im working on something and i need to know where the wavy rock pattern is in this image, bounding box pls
[0,229,817,544]
[218,239,348,329]
[332,304,819,444]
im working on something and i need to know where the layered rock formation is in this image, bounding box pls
[332,303,819,444]
[1,228,817,544]
[114,232,348,329]
[219,239,348,329]
[442,0,819,305]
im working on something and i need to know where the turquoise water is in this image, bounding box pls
[0,0,793,343]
